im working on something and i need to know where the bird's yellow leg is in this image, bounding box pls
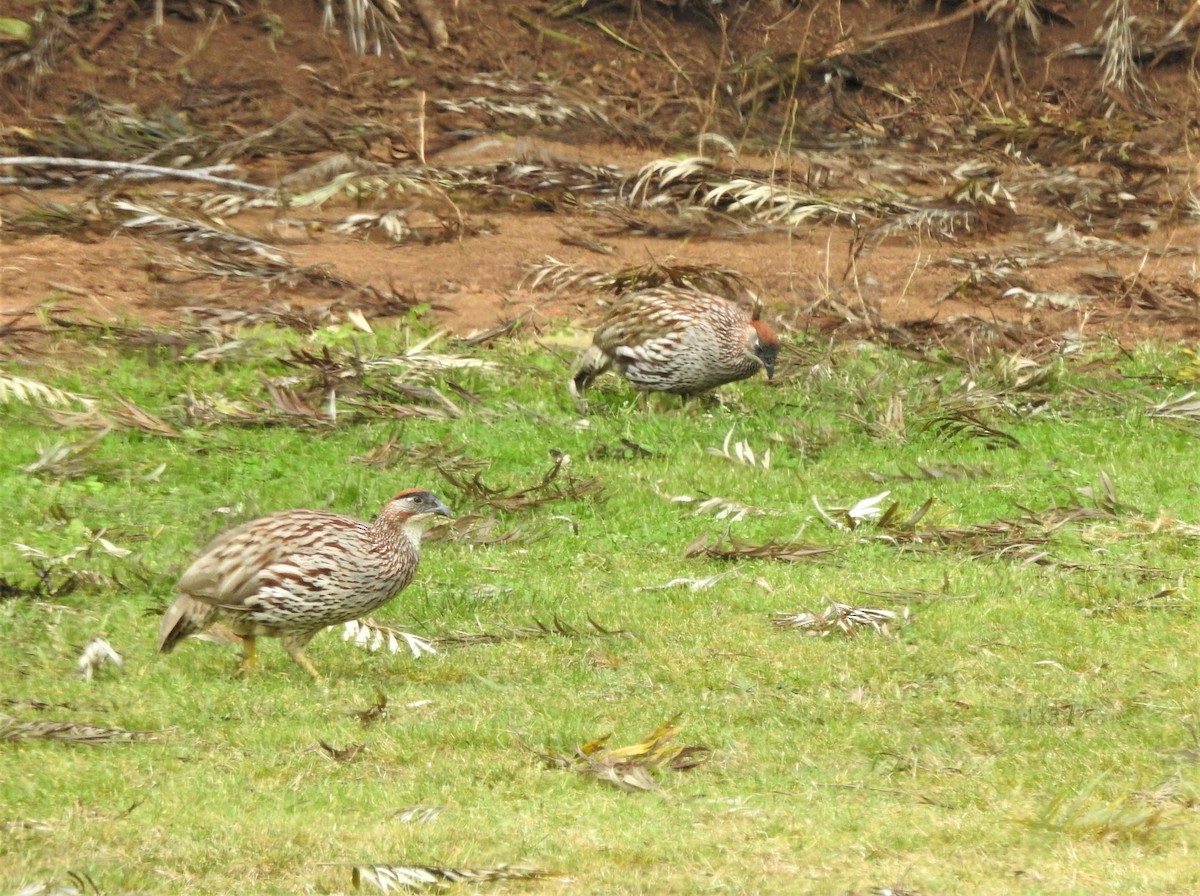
[286,645,323,682]
[239,636,257,676]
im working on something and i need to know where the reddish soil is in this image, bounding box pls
[2,0,1198,349]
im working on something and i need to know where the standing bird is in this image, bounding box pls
[569,288,779,405]
[157,489,450,680]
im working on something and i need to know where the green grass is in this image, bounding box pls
[1,325,1198,895]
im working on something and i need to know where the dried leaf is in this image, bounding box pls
[535,715,712,793]
[812,490,896,531]
[350,862,556,892]
[924,410,1020,448]
[772,600,909,637]
[0,374,95,409]
[109,396,182,438]
[20,431,110,479]
[707,427,772,469]
[0,717,148,744]
[866,461,991,483]
[343,619,435,658]
[319,740,366,762]
[76,636,123,681]
[353,689,389,726]
[345,308,374,334]
[685,532,835,563]
[1147,390,1200,420]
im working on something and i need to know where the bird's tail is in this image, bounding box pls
[157,595,215,653]
[570,345,610,401]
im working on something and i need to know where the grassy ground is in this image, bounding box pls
[1,321,1197,895]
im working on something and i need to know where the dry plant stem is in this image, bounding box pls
[412,0,450,48]
[826,0,998,58]
[418,91,427,165]
[1151,0,1200,66]
[0,157,272,192]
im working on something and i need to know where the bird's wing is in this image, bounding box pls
[176,511,353,608]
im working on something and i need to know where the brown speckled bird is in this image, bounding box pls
[569,288,779,404]
[157,489,450,679]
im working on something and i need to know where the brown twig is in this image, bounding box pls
[824,0,998,59]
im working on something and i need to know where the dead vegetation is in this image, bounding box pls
[772,600,909,638]
[0,717,148,744]
[532,715,711,792]
[3,0,1200,352]
[0,5,1197,894]
[347,862,557,892]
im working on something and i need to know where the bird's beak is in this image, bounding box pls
[433,499,452,518]
[764,357,775,380]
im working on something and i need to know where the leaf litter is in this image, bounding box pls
[772,600,910,638]
[436,452,602,512]
[0,717,149,745]
[347,862,559,892]
[533,715,711,792]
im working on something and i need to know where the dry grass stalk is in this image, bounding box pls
[1096,0,1149,110]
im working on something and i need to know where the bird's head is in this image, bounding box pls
[747,319,780,380]
[377,489,452,537]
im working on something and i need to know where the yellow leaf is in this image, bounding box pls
[0,18,32,41]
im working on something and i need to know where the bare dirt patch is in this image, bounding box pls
[2,1,1199,352]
